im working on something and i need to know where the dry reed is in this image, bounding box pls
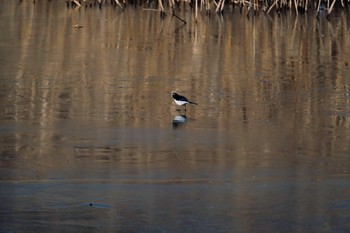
[66,0,349,19]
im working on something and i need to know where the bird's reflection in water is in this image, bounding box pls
[172,113,187,129]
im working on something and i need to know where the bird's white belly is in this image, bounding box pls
[174,100,187,106]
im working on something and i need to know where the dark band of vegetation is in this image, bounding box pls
[66,0,350,22]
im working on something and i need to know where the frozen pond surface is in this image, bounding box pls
[1,1,350,232]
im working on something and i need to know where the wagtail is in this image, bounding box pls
[171,92,197,110]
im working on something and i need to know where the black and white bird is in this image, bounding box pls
[171,92,197,110]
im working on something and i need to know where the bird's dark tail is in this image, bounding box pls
[189,101,198,105]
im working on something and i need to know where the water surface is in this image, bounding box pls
[1,1,350,232]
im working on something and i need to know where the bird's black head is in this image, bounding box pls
[172,92,179,98]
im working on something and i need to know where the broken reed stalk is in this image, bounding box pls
[267,0,278,14]
[293,0,298,15]
[158,0,165,12]
[143,8,187,24]
[214,0,225,13]
[73,0,81,7]
[328,0,337,14]
[316,0,322,13]
[114,0,124,10]
[305,0,308,11]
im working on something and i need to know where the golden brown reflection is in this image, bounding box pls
[0,2,349,162]
[1,1,350,232]
[1,2,350,157]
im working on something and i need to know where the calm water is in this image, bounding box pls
[1,1,350,232]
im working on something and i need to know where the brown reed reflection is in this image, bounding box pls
[0,1,350,161]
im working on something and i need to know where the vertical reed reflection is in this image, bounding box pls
[0,2,349,163]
